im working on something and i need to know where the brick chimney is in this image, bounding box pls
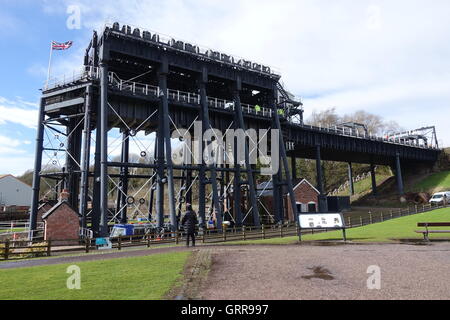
[60,189,70,202]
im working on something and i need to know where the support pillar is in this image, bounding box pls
[79,85,92,228]
[29,98,46,238]
[370,164,378,196]
[119,130,129,224]
[159,64,177,231]
[395,153,405,196]
[155,100,165,229]
[233,141,243,227]
[99,60,109,237]
[271,88,299,226]
[199,68,223,229]
[315,145,328,212]
[348,162,355,196]
[232,78,259,227]
[291,157,297,181]
[91,119,101,237]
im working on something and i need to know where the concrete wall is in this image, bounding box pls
[0,176,32,207]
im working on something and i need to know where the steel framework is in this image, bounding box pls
[28,23,441,239]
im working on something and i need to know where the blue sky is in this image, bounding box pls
[0,0,449,175]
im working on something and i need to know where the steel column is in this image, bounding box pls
[29,97,46,238]
[159,63,178,231]
[199,68,223,229]
[271,90,299,227]
[119,130,129,224]
[370,164,378,196]
[79,85,92,228]
[233,79,260,227]
[99,61,109,237]
[348,162,355,196]
[315,145,328,212]
[395,153,405,195]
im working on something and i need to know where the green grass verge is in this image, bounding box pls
[225,208,450,245]
[0,228,25,234]
[337,174,391,197]
[0,251,190,300]
[412,171,450,193]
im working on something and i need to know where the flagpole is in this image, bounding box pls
[46,41,53,90]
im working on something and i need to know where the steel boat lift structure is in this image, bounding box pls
[28,22,441,239]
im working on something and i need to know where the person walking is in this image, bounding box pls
[181,204,198,247]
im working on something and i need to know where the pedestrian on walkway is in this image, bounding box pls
[181,203,198,247]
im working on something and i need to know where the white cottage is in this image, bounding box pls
[0,175,32,207]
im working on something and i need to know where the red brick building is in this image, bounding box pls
[257,179,320,222]
[42,190,80,242]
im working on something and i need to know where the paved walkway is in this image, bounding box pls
[199,243,450,300]
[3,242,450,300]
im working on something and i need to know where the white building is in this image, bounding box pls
[0,175,32,207]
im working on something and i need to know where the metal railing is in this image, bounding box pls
[104,21,282,77]
[44,67,439,150]
[44,66,99,90]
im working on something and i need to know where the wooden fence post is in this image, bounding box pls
[47,240,51,257]
[118,236,122,251]
[390,210,393,219]
[85,238,90,253]
[242,226,246,241]
[202,230,206,244]
[280,224,283,238]
[223,228,227,242]
[176,232,179,245]
[348,217,352,228]
[360,216,363,226]
[369,212,373,224]
[4,239,10,260]
[380,213,384,222]
[147,234,151,248]
[262,225,265,240]
[415,205,418,214]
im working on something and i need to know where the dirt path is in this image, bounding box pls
[198,243,450,300]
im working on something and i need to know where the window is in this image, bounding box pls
[308,202,317,213]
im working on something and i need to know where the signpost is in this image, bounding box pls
[298,213,347,241]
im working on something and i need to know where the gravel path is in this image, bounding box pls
[199,243,450,300]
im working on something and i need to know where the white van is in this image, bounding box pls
[429,192,450,205]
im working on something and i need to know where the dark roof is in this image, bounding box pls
[257,178,319,197]
[41,200,80,220]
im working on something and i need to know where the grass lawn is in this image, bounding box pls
[226,208,450,245]
[0,251,190,300]
[337,174,391,197]
[412,171,450,193]
[0,228,25,234]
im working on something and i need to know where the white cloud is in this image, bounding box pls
[0,97,38,128]
[0,156,35,176]
[40,0,450,147]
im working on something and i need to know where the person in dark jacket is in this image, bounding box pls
[181,204,198,247]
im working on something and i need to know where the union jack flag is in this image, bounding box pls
[51,41,73,50]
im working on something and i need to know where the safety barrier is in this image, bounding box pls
[2,203,447,261]
[44,67,438,150]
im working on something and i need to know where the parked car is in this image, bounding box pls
[429,192,450,205]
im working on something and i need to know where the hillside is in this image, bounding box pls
[411,171,450,194]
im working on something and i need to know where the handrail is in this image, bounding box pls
[43,68,438,151]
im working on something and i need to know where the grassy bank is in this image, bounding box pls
[0,251,190,300]
[226,208,450,245]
